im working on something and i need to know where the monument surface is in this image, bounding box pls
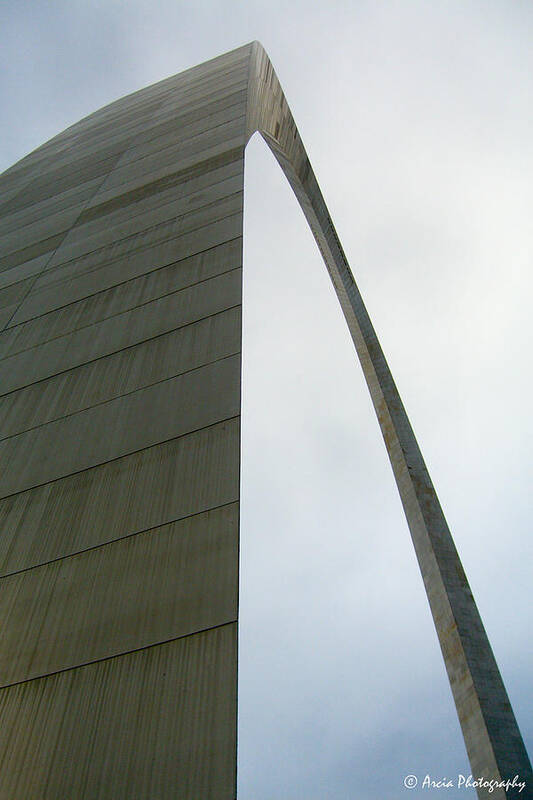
[0,42,530,800]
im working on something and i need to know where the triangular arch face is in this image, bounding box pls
[0,42,530,799]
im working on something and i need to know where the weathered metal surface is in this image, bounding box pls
[0,45,246,799]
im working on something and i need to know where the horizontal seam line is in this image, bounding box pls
[0,269,242,395]
[0,232,68,270]
[0,251,242,359]
[0,156,126,337]
[60,84,247,151]
[0,619,238,690]
[2,179,243,334]
[8,148,135,191]
[88,140,244,211]
[2,234,241,331]
[0,290,31,312]
[0,301,241,402]
[0,255,60,293]
[0,179,106,247]
[113,111,246,172]
[0,163,242,289]
[0,160,121,213]
[0,499,239,578]
[127,94,247,155]
[78,141,244,212]
[19,206,243,290]
[0,413,240,501]
[80,145,242,226]
[0,348,241,442]
[76,147,243,226]
[0,161,127,220]
[73,158,243,234]
[0,267,47,294]
[28,192,243,278]
[0,302,241,405]
[0,156,131,236]
[120,71,248,113]
[133,77,248,116]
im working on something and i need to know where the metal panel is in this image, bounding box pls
[0,503,238,685]
[0,306,241,438]
[0,417,240,576]
[0,267,242,393]
[0,354,241,496]
[11,232,242,325]
[0,624,237,800]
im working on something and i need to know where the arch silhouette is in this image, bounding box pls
[0,41,530,800]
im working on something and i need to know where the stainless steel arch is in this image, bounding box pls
[0,41,530,800]
[245,42,531,798]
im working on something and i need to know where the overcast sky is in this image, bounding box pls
[1,2,532,798]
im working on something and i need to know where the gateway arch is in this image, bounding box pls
[0,42,530,800]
